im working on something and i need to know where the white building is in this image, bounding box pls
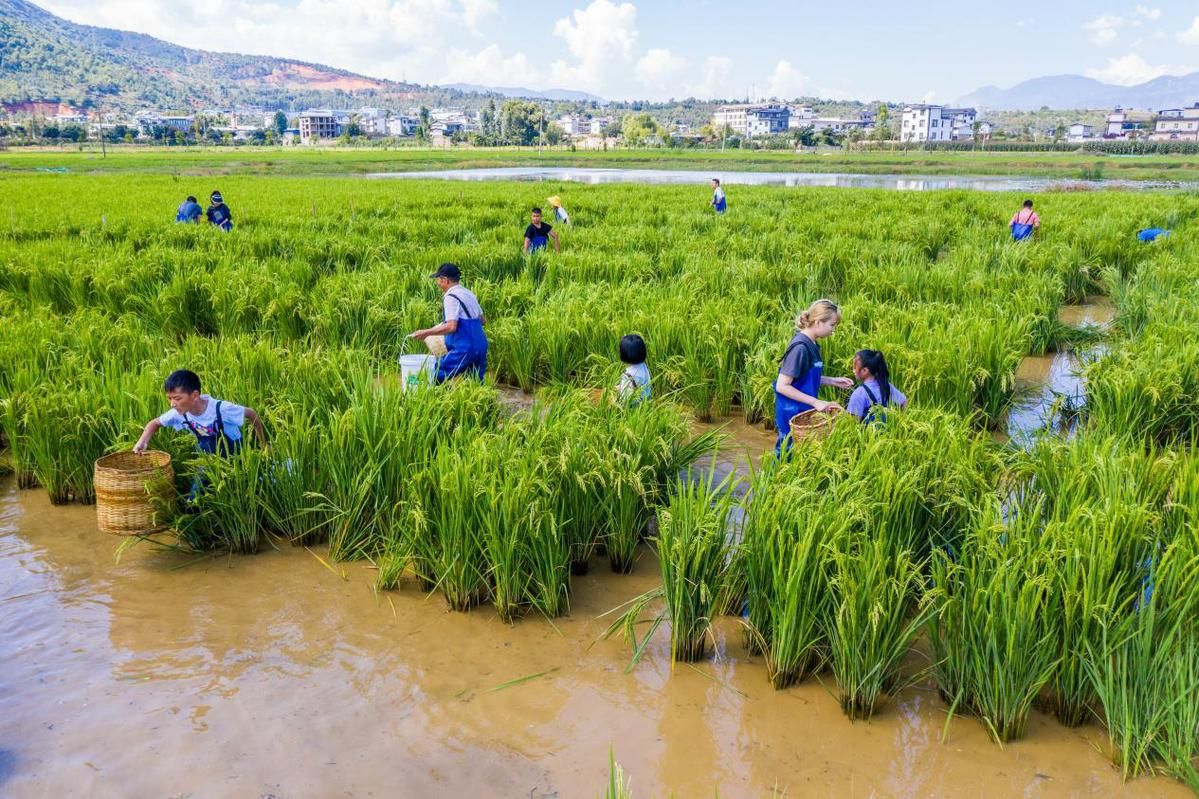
[712,104,790,137]
[1150,105,1199,141]
[135,115,194,137]
[1066,123,1095,143]
[900,105,977,143]
[387,116,419,136]
[787,106,816,127]
[1105,107,1154,139]
[356,107,388,136]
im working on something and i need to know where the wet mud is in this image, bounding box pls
[1,468,1187,798]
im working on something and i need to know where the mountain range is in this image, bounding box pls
[961,72,1199,111]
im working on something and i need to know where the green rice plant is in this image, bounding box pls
[655,473,738,661]
[1087,537,1199,783]
[926,506,1060,744]
[826,536,931,721]
[601,454,653,574]
[604,747,632,799]
[428,444,489,611]
[741,456,853,688]
[172,447,272,554]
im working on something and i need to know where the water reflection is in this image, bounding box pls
[366,166,1186,193]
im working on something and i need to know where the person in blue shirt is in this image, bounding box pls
[1137,228,1171,243]
[711,178,727,214]
[774,299,853,453]
[411,263,489,383]
[175,195,202,224]
[616,333,651,404]
[206,191,233,232]
[523,207,560,254]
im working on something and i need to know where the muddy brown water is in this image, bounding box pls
[1004,297,1115,444]
[2,465,1188,797]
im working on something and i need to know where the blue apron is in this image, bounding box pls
[182,401,242,503]
[774,344,823,454]
[183,401,242,456]
[1137,228,1169,243]
[713,192,727,213]
[1010,211,1035,241]
[209,205,233,232]
[435,292,488,383]
[859,382,889,426]
[528,228,549,252]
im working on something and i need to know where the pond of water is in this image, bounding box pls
[366,166,1190,192]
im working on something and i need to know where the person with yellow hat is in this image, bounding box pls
[547,195,570,225]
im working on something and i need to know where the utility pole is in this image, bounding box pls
[98,103,106,159]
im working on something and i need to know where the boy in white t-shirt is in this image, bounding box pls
[133,369,265,456]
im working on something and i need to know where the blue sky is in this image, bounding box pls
[38,0,1199,101]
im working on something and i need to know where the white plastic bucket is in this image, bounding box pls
[399,354,435,391]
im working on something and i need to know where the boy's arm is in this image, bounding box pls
[551,230,560,251]
[244,408,267,446]
[133,419,163,453]
[523,236,531,253]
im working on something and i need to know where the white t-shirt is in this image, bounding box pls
[159,395,246,441]
[443,285,484,322]
[554,206,570,224]
[617,363,652,403]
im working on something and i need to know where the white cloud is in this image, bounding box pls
[1181,17,1199,45]
[551,0,638,90]
[1086,53,1196,85]
[1084,14,1123,45]
[441,44,538,86]
[1135,5,1161,22]
[765,59,810,100]
[920,89,938,104]
[636,48,688,92]
[685,55,734,99]
[38,0,499,84]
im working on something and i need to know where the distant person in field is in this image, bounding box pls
[523,207,560,253]
[710,178,727,214]
[615,333,651,404]
[1009,199,1039,241]
[133,369,266,500]
[206,191,233,232]
[1137,227,1171,243]
[175,195,202,224]
[774,299,853,454]
[845,349,907,425]
[547,196,571,225]
[410,263,488,384]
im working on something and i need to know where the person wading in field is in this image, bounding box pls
[175,195,202,224]
[206,191,233,232]
[710,178,727,214]
[523,207,560,254]
[773,299,853,454]
[410,263,488,383]
[1009,199,1039,242]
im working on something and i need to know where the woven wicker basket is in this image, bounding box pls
[789,407,842,442]
[94,451,175,535]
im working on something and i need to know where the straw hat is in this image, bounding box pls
[547,195,562,208]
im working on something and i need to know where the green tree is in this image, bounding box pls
[273,111,288,135]
[620,113,660,146]
[500,100,545,145]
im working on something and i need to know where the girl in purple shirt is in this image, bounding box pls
[846,350,907,424]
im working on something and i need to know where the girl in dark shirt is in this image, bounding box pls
[774,298,853,452]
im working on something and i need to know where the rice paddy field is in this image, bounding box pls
[1,170,1199,796]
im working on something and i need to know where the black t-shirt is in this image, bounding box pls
[525,222,552,241]
[778,332,821,380]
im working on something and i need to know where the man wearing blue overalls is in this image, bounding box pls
[411,263,489,383]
